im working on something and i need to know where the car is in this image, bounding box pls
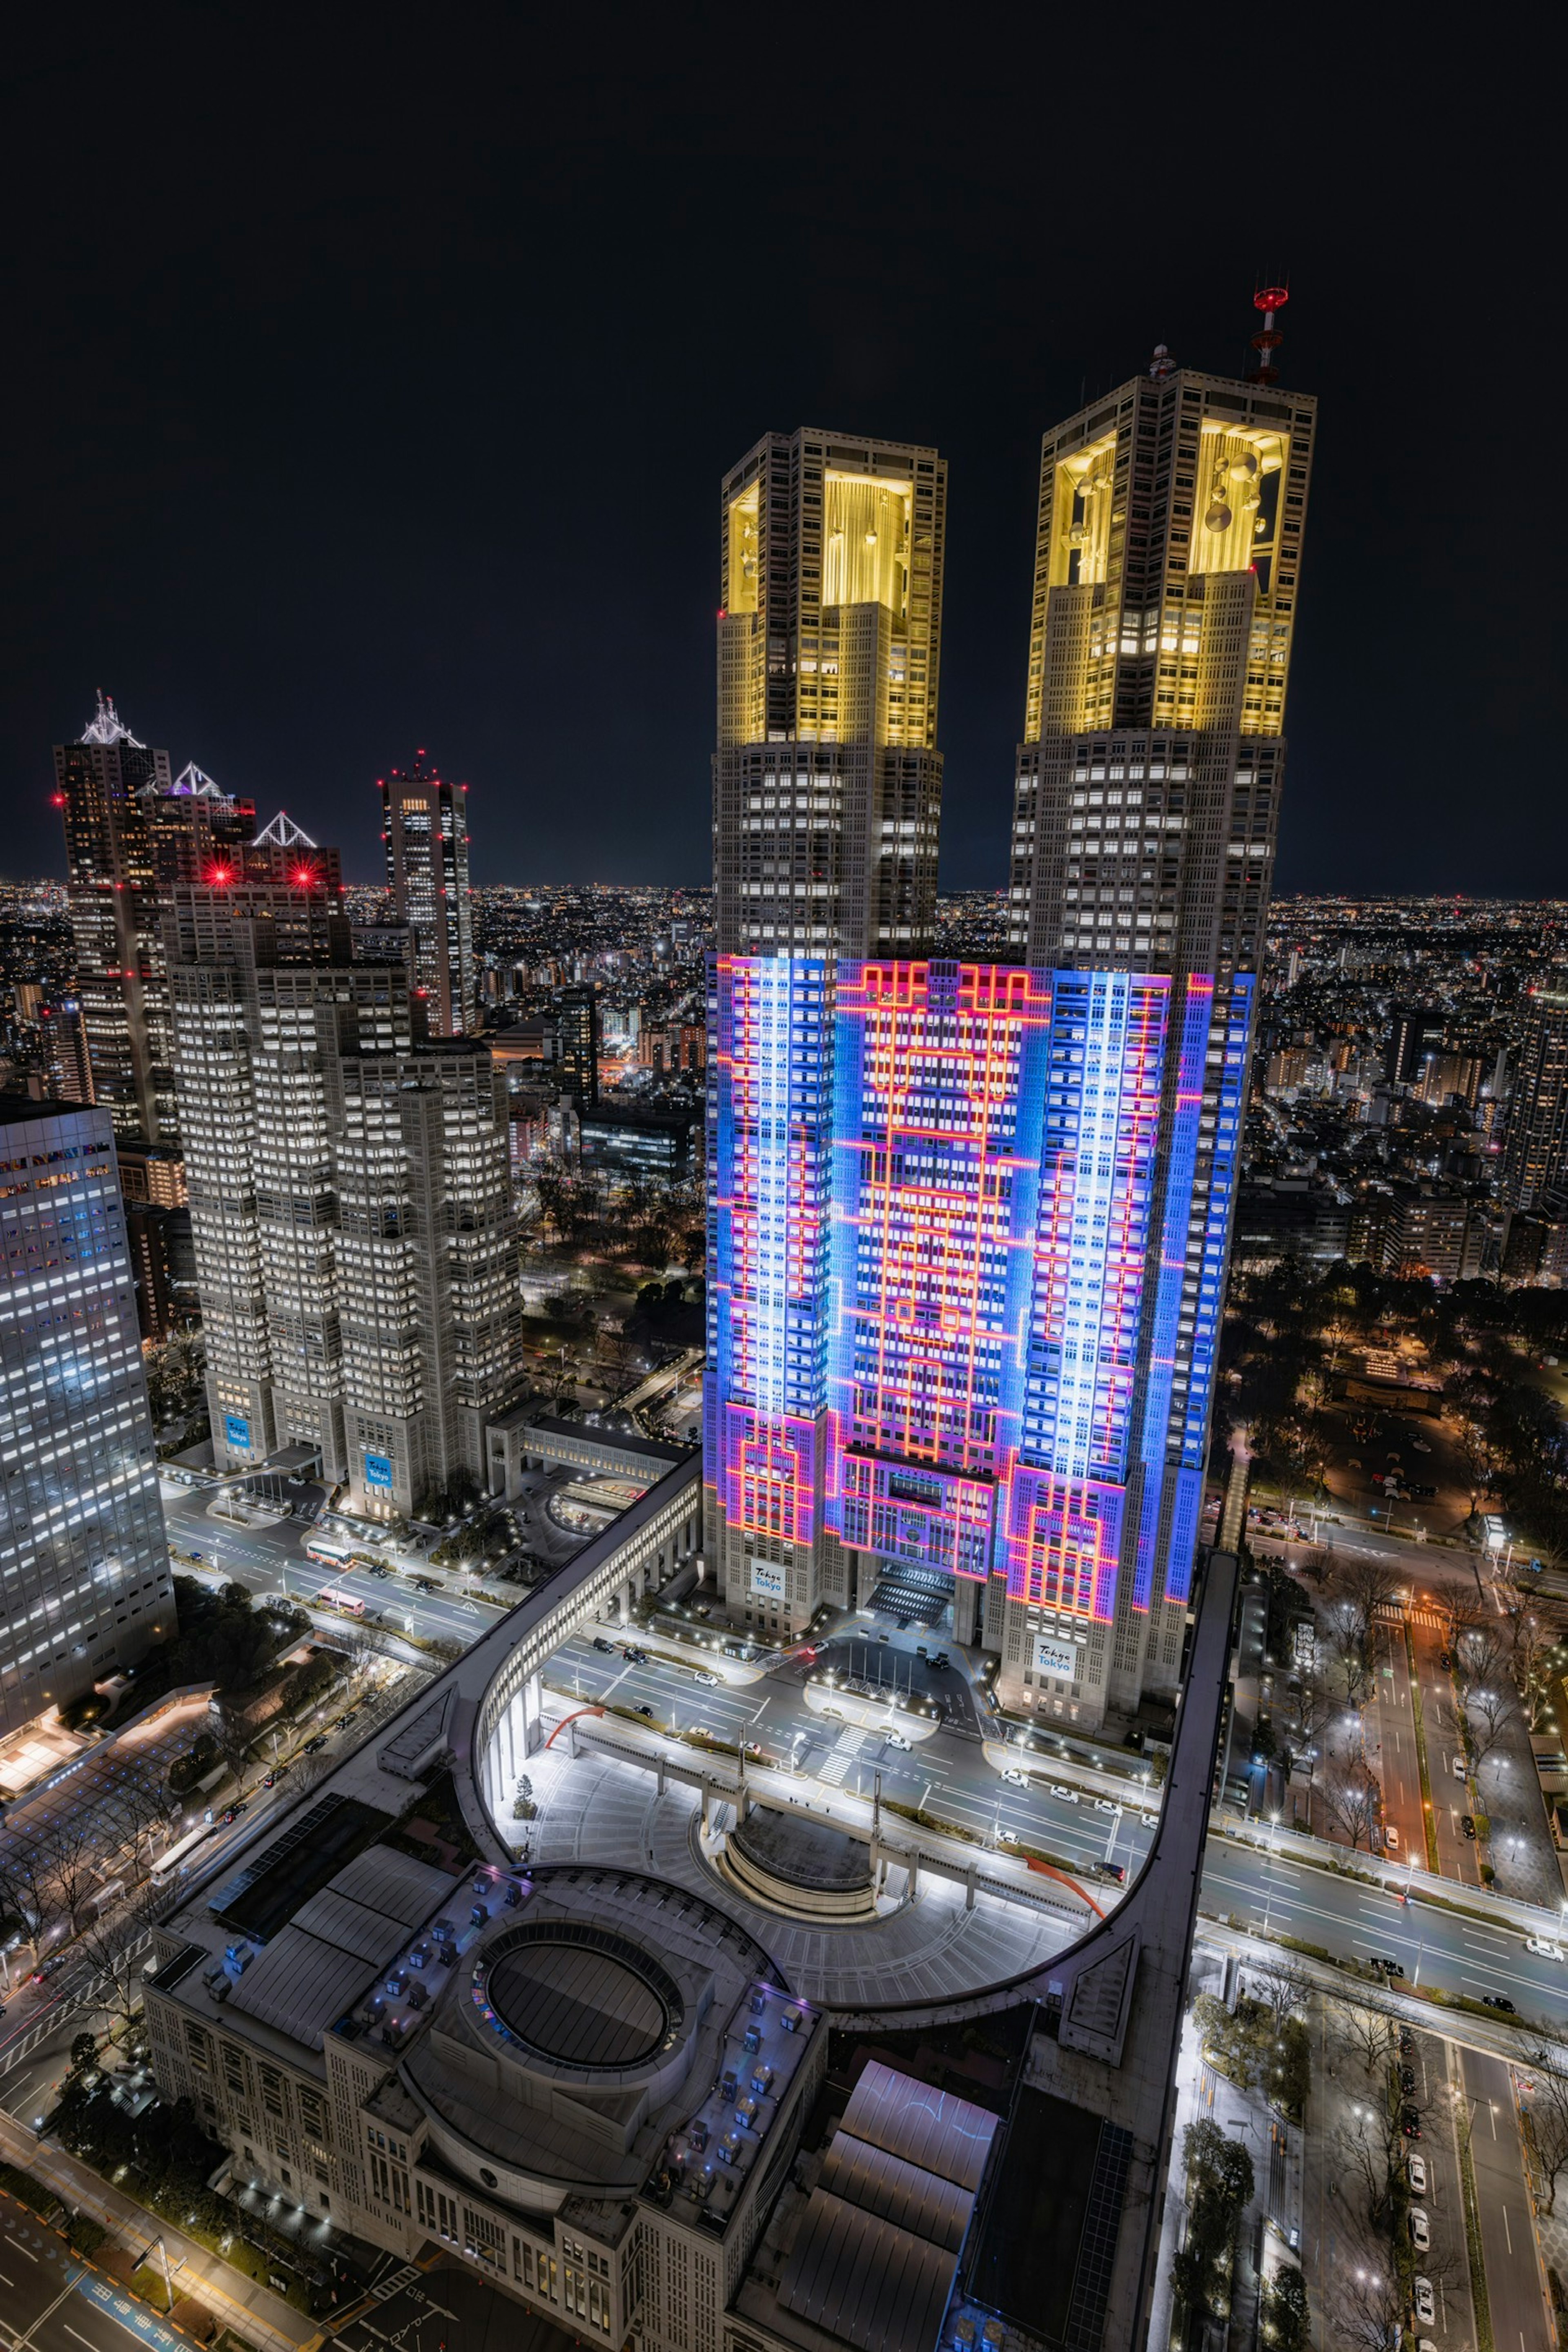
[592,1637,614,1654]
[636,1704,655,1718]
[694,1670,719,1687]
[1104,1861,1127,1884]
[1461,1814,1476,1839]
[1400,2066,1417,2091]
[1050,1784,1080,1804]
[998,1828,1019,1846]
[687,1724,710,1741]
[1528,1938,1567,1960]
[1409,2206,1430,2251]
[1412,1440,1432,1453]
[1453,1753,1467,1779]
[1413,2277,1435,2327]
[885,1731,912,1752]
[263,1767,286,1787]
[1384,1825,1400,1853]
[1401,2111,1422,2139]
[931,1653,951,1671]
[1407,2151,1428,2194]
[1140,1811,1159,1829]
[1001,1767,1028,1786]
[221,1806,237,1824]
[1399,2027,1415,2054]
[1482,1993,1516,2013]
[303,1734,328,1753]
[232,1798,249,1815]
[1094,1798,1118,1815]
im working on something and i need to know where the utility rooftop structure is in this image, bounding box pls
[713,429,947,960]
[380,753,475,1037]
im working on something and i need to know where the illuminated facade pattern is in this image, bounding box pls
[706,958,1178,1650]
[713,430,947,959]
[0,1098,172,1734]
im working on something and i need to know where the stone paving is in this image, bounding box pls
[510,1743,1075,2009]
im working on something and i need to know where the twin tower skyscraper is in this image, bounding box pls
[705,335,1316,1730]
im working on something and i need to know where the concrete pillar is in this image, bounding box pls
[952,1576,979,1648]
[619,1581,632,1623]
[522,1670,543,1756]
[701,1783,711,1835]
[965,1864,976,1912]
[909,1854,919,1899]
[657,1755,666,1797]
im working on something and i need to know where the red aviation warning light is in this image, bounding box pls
[1251,283,1289,384]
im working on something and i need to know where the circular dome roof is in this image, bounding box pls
[478,1921,683,2071]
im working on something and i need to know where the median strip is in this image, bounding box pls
[1404,1617,1442,1874]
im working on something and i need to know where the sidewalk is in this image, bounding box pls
[0,2111,311,2352]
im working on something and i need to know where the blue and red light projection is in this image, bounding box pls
[705,959,833,1564]
[708,957,1187,1629]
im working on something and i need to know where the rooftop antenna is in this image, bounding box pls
[80,689,144,748]
[1148,342,1175,380]
[169,761,225,798]
[1250,282,1289,385]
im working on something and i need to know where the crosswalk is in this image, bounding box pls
[1374,1603,1449,1633]
[816,1725,866,1785]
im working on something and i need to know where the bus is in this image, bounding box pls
[151,1821,219,1882]
[305,1533,359,1571]
[317,1586,367,1618]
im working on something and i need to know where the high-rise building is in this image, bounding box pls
[713,430,947,958]
[54,693,176,1144]
[0,1095,173,1732]
[380,755,475,1035]
[706,957,1190,1723]
[1388,1003,1448,1089]
[167,857,518,1517]
[1503,974,1568,1214]
[37,1000,94,1103]
[1002,323,1316,1706]
[552,984,600,1103]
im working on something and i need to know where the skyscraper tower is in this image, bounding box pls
[1006,303,1317,1706]
[1503,974,1568,1215]
[380,755,476,1035]
[167,837,517,1515]
[0,1093,173,1733]
[713,430,947,958]
[54,693,176,1144]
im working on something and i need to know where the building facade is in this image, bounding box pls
[713,430,947,959]
[1503,975,1568,1215]
[380,757,475,1036]
[168,874,517,1516]
[1002,345,1315,1703]
[54,695,177,1145]
[704,956,1211,1727]
[0,1096,173,1733]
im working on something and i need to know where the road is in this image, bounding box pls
[1460,2046,1551,2352]
[0,2187,201,2352]
[549,1627,1159,1884]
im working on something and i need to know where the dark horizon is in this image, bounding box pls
[5,16,1560,902]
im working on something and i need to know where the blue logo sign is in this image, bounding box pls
[224,1414,251,1449]
[365,1451,393,1490]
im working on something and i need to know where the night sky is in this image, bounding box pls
[4,12,1559,897]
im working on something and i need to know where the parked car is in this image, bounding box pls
[1140,1812,1159,1829]
[1104,1861,1127,1884]
[1372,1956,1405,1977]
[592,1637,614,1654]
[1482,1993,1516,2013]
[636,1704,655,1718]
[303,1734,328,1753]
[1094,1798,1118,1815]
[1051,1785,1080,1804]
[1384,1825,1400,1853]
[1407,2151,1427,2194]
[1461,1815,1476,1839]
[998,1828,1019,1846]
[1413,2278,1435,2326]
[1452,1753,1466,1778]
[1410,2207,1430,2252]
[1401,2111,1422,2139]
[1400,2066,1417,2092]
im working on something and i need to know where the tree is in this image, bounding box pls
[1174,2118,1256,2333]
[1330,2000,1397,2083]
[1320,1762,1383,1851]
[1454,1620,1508,1703]
[1247,1952,1312,2030]
[1523,2046,1568,2215]
[1260,2266,1310,2352]
[1466,1679,1521,1766]
[69,2032,98,2074]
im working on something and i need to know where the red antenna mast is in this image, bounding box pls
[1251,283,1289,384]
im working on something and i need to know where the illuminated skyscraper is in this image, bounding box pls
[1006,312,1316,1706]
[168,850,517,1515]
[713,430,946,958]
[1503,974,1568,1215]
[0,1094,173,1733]
[54,694,176,1144]
[381,755,475,1034]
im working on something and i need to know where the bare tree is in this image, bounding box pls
[1454,1620,1508,1703]
[1324,2237,1412,2352]
[33,1820,100,1935]
[1510,1611,1559,1730]
[210,1704,258,1795]
[76,1903,157,2038]
[1319,1768,1383,1851]
[1522,2047,1568,2214]
[1466,1680,1521,1766]
[1247,1952,1312,2029]
[1331,1999,1398,2084]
